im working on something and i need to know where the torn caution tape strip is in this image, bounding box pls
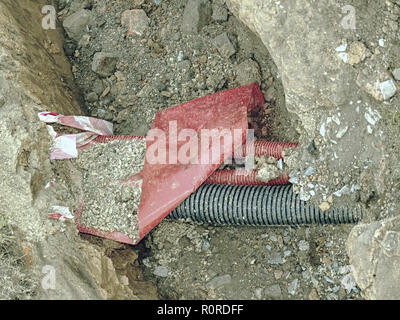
[38,111,114,159]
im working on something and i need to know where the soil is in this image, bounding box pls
[59,0,363,300]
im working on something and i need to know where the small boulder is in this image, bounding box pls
[181,0,212,34]
[92,52,119,77]
[63,9,92,42]
[212,32,235,58]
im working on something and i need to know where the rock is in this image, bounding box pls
[63,9,92,42]
[298,240,309,251]
[274,270,283,280]
[0,0,114,300]
[264,86,277,102]
[86,92,98,103]
[206,274,232,289]
[287,278,299,295]
[392,68,400,81]
[63,41,77,56]
[268,252,282,265]
[78,34,91,48]
[92,79,105,96]
[92,52,119,77]
[347,42,367,65]
[256,164,280,183]
[181,0,211,34]
[212,4,228,22]
[212,32,235,58]
[121,9,150,37]
[153,265,169,277]
[347,216,400,299]
[379,79,397,100]
[236,59,261,85]
[202,239,210,250]
[264,284,282,299]
[319,201,330,211]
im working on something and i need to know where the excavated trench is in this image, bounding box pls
[54,0,364,300]
[5,0,400,300]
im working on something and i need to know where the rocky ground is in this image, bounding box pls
[56,0,369,300]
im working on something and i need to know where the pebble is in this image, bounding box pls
[287,278,299,295]
[392,68,400,81]
[86,92,98,103]
[212,33,236,58]
[206,274,232,289]
[319,201,331,211]
[236,59,261,85]
[154,265,169,277]
[264,284,282,299]
[63,9,92,42]
[121,9,149,37]
[298,240,309,251]
[379,79,397,100]
[274,270,283,280]
[202,239,210,250]
[92,52,119,77]
[181,0,212,34]
[212,4,228,22]
[268,252,282,265]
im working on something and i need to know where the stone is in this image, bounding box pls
[256,164,280,183]
[121,9,150,37]
[298,240,309,251]
[92,52,119,77]
[86,92,98,103]
[236,59,261,85]
[93,79,105,95]
[319,201,330,211]
[212,33,235,58]
[268,252,282,265]
[379,79,397,100]
[63,9,92,42]
[287,278,299,295]
[347,216,400,299]
[153,265,169,277]
[206,274,231,289]
[181,0,212,34]
[63,41,76,56]
[347,42,367,65]
[264,284,282,299]
[392,68,400,81]
[212,4,228,22]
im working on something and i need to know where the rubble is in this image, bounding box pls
[63,9,92,42]
[212,32,236,58]
[180,0,212,34]
[91,52,119,77]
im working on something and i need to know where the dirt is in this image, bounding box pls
[58,0,366,300]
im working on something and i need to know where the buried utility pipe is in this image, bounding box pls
[168,184,363,226]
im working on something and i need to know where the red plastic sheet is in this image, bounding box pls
[76,83,264,244]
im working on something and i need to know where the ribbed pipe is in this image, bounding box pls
[169,184,362,225]
[240,141,299,159]
[204,170,290,186]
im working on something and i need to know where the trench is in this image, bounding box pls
[15,0,362,300]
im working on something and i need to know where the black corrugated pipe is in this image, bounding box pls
[169,184,362,225]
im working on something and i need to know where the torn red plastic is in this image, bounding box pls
[76,83,264,244]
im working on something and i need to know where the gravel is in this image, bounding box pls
[73,139,146,242]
